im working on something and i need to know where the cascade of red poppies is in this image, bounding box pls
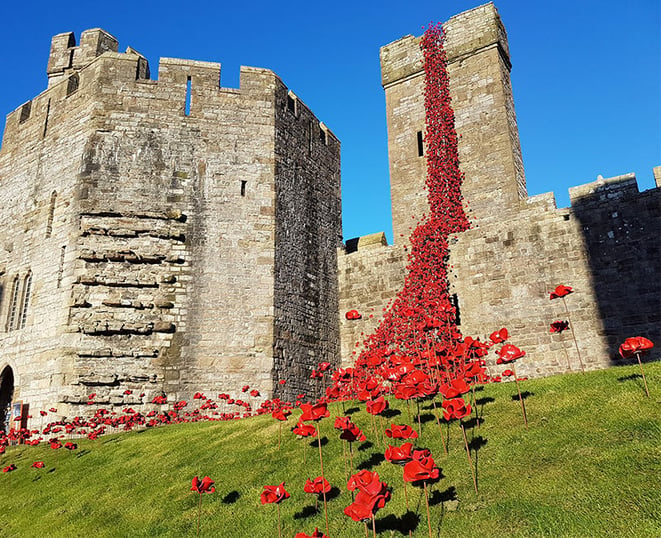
[357,23,468,362]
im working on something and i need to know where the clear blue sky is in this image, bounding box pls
[1,1,658,244]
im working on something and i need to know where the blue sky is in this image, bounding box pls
[1,0,658,244]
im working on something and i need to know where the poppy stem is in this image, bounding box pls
[342,438,348,480]
[431,400,448,455]
[197,493,202,536]
[460,421,478,494]
[406,399,413,427]
[317,424,330,538]
[416,399,422,437]
[372,514,377,538]
[470,384,480,428]
[562,337,573,371]
[423,481,433,538]
[404,478,410,510]
[635,352,650,397]
[278,422,282,451]
[364,521,369,538]
[349,441,354,477]
[277,502,282,538]
[513,368,528,430]
[563,297,585,374]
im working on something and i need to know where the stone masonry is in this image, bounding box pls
[1,3,659,429]
[338,3,660,377]
[0,28,341,422]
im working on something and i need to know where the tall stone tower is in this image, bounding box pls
[339,2,660,377]
[380,2,526,241]
[0,28,341,422]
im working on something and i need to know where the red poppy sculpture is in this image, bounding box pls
[191,475,215,536]
[619,336,654,397]
[261,482,290,538]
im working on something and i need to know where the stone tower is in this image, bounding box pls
[338,3,660,375]
[0,28,341,421]
[381,2,526,242]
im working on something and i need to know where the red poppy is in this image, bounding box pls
[304,476,331,495]
[191,475,215,494]
[49,440,62,449]
[385,423,418,440]
[442,397,472,421]
[88,393,96,400]
[260,482,290,504]
[293,421,317,437]
[3,464,16,473]
[344,471,391,521]
[49,408,57,413]
[439,377,471,399]
[295,528,328,538]
[250,389,260,398]
[345,309,362,320]
[366,396,389,416]
[39,411,48,417]
[384,442,414,465]
[272,408,292,421]
[123,390,133,395]
[64,442,77,450]
[340,423,366,443]
[496,344,526,364]
[31,461,45,468]
[299,403,329,422]
[550,320,570,333]
[489,328,509,344]
[318,362,331,372]
[403,449,440,482]
[241,385,250,393]
[334,416,352,430]
[619,337,654,359]
[550,285,573,299]
[279,379,286,385]
[502,369,515,377]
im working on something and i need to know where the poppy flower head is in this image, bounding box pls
[31,461,45,468]
[345,309,362,320]
[385,423,418,440]
[403,451,440,483]
[260,482,290,504]
[442,397,472,421]
[3,464,16,473]
[619,336,654,359]
[303,476,331,495]
[384,442,414,465]
[299,402,330,422]
[496,344,526,364]
[191,475,215,494]
[550,320,570,333]
[489,328,509,344]
[550,285,573,300]
[293,421,317,437]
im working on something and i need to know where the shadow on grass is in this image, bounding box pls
[75,449,91,458]
[293,504,318,520]
[475,396,495,407]
[462,416,483,430]
[344,407,360,416]
[512,391,534,402]
[358,441,373,452]
[357,452,385,470]
[376,511,419,534]
[418,413,436,425]
[429,485,457,507]
[617,373,643,382]
[309,436,328,448]
[381,408,402,419]
[468,435,487,452]
[221,490,240,504]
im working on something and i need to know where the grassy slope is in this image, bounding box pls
[1,362,659,538]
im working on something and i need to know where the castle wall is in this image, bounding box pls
[339,3,660,374]
[272,91,342,401]
[1,29,340,421]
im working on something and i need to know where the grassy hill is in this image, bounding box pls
[1,362,659,537]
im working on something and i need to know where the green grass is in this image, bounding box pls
[1,362,660,537]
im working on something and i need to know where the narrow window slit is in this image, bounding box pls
[450,293,461,326]
[185,76,192,116]
[417,131,424,157]
[19,102,32,124]
[43,99,51,138]
[240,180,247,197]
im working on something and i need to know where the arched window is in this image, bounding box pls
[19,271,32,329]
[0,366,14,433]
[5,276,19,331]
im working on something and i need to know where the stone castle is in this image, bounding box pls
[1,3,659,427]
